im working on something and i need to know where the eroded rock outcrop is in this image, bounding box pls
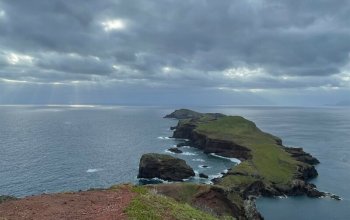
[284,147,320,165]
[168,147,182,154]
[138,153,195,181]
[199,173,209,179]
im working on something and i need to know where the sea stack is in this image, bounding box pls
[138,153,195,181]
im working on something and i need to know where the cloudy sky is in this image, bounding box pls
[0,0,349,106]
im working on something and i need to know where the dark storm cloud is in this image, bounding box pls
[0,0,349,89]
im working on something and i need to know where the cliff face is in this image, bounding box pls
[175,127,252,160]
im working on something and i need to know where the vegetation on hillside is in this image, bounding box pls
[124,185,235,220]
[195,116,301,186]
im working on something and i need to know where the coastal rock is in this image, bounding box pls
[329,194,342,201]
[176,141,192,147]
[138,153,195,181]
[268,179,326,198]
[296,164,318,180]
[199,173,208,179]
[168,147,182,154]
[284,147,320,165]
[173,123,197,139]
[305,184,325,198]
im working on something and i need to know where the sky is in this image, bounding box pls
[0,0,349,106]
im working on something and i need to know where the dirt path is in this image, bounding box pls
[0,189,134,220]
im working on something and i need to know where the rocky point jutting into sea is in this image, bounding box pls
[157,109,339,219]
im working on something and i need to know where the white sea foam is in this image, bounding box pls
[86,168,102,173]
[182,152,197,156]
[209,173,223,179]
[175,138,190,141]
[208,169,229,181]
[157,136,171,140]
[192,158,205,162]
[210,153,241,164]
[139,177,188,183]
[138,177,169,184]
[181,146,191,149]
[206,180,214,185]
[165,150,175,154]
[278,195,288,199]
[286,145,301,148]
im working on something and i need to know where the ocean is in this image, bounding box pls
[0,105,349,219]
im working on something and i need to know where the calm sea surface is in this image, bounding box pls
[0,105,349,219]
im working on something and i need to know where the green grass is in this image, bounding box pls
[218,175,257,189]
[150,183,211,203]
[195,116,301,185]
[125,186,234,220]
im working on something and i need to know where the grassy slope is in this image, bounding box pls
[195,116,301,186]
[124,185,234,220]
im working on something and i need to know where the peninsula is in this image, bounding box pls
[144,109,338,219]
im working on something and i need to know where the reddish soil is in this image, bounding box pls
[0,189,135,220]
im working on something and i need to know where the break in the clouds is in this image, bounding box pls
[0,0,350,105]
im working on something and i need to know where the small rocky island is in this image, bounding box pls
[138,153,195,181]
[0,109,339,220]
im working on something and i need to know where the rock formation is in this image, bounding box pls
[168,147,182,154]
[138,153,195,181]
